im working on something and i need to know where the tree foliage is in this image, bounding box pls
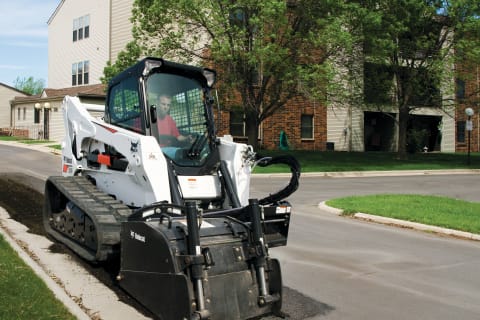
[13,76,45,95]
[104,0,358,148]
[359,0,480,156]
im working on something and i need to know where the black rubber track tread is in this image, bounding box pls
[46,175,132,262]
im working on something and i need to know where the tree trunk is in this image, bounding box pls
[397,104,409,159]
[245,112,260,150]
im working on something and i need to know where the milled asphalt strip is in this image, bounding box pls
[0,208,90,320]
[318,201,480,241]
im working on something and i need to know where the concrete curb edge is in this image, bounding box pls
[0,213,91,320]
[318,201,480,241]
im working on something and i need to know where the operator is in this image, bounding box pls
[156,94,190,146]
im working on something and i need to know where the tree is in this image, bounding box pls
[13,76,45,95]
[359,0,480,157]
[104,0,359,148]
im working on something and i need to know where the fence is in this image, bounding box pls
[0,124,46,140]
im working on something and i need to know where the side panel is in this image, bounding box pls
[217,137,251,206]
[61,96,172,207]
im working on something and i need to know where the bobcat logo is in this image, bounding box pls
[130,230,146,243]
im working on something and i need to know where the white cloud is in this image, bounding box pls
[0,65,27,70]
[0,40,47,48]
[0,0,58,38]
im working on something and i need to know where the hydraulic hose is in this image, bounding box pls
[256,154,301,205]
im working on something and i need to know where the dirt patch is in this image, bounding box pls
[0,175,46,236]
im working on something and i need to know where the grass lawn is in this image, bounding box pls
[326,194,480,234]
[0,234,76,320]
[2,135,479,173]
[0,136,53,144]
[253,150,480,173]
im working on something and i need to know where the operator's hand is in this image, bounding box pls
[178,134,196,144]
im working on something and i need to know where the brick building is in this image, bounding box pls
[8,0,476,153]
[455,63,479,153]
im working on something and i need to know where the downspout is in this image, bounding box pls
[10,100,14,133]
[108,0,112,61]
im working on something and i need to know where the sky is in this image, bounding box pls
[0,0,60,88]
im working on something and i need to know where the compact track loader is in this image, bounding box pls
[44,57,300,320]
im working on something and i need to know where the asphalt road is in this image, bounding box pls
[2,142,480,319]
[251,173,480,320]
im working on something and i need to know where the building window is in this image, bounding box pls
[84,15,90,38]
[84,61,89,85]
[17,108,21,121]
[72,61,90,86]
[73,14,90,42]
[73,19,78,42]
[301,114,314,139]
[229,111,246,136]
[78,62,83,85]
[23,108,26,120]
[457,121,466,143]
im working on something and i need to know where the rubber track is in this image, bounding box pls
[46,175,132,262]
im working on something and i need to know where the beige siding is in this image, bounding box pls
[48,102,66,142]
[328,106,456,153]
[411,107,455,153]
[110,0,134,62]
[11,103,44,140]
[48,0,110,88]
[327,106,365,152]
[0,85,27,128]
[10,98,105,143]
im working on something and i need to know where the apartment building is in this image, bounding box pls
[43,1,476,152]
[0,83,28,132]
[47,0,133,88]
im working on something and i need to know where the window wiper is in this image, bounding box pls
[187,132,208,159]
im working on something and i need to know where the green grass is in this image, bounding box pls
[0,234,76,320]
[0,135,52,144]
[253,150,480,173]
[326,194,480,234]
[2,135,479,172]
[0,135,22,141]
[19,139,54,145]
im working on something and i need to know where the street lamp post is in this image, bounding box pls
[465,107,474,165]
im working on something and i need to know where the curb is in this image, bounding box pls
[2,139,479,178]
[318,201,480,241]
[0,140,61,156]
[0,209,91,320]
[253,168,480,179]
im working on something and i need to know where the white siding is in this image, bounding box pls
[110,0,134,62]
[48,0,110,88]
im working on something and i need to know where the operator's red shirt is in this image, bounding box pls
[157,115,180,137]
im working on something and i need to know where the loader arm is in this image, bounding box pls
[62,95,173,206]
